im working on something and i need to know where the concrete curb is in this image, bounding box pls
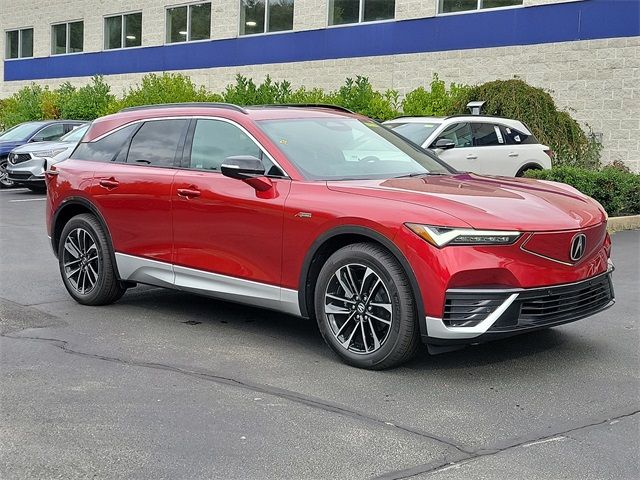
[608,215,640,233]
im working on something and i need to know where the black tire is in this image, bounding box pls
[516,164,542,177]
[314,242,420,370]
[0,158,15,188]
[27,185,46,193]
[58,213,126,305]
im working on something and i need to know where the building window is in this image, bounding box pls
[166,2,211,43]
[5,28,33,59]
[240,0,294,35]
[51,21,84,55]
[105,13,142,49]
[438,0,523,14]
[328,0,395,26]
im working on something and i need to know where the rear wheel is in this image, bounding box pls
[314,243,420,370]
[58,214,126,305]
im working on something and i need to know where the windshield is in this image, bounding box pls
[60,124,89,142]
[258,118,452,180]
[0,122,43,142]
[386,121,442,146]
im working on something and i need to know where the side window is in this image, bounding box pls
[436,123,472,148]
[126,120,188,167]
[502,126,534,145]
[189,119,283,176]
[32,124,66,142]
[472,123,504,147]
[70,124,139,162]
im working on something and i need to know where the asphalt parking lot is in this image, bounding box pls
[0,187,638,479]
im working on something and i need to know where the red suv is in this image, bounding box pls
[46,104,614,369]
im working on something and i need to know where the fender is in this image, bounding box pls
[51,196,122,280]
[297,225,427,339]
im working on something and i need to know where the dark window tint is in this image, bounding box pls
[6,30,19,59]
[435,123,473,148]
[472,123,503,146]
[127,120,187,167]
[189,119,283,175]
[363,0,395,22]
[501,126,537,144]
[71,124,139,162]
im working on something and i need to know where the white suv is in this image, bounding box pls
[384,115,552,177]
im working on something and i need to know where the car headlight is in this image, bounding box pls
[406,223,521,247]
[31,148,67,158]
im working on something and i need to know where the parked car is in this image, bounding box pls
[0,120,87,188]
[7,123,90,192]
[46,104,614,370]
[383,115,552,177]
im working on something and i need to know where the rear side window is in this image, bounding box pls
[501,126,538,145]
[472,123,504,146]
[126,119,188,167]
[71,124,139,162]
[434,123,473,148]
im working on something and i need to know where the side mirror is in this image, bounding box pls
[221,155,265,180]
[433,139,456,150]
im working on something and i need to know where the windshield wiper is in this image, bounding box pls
[393,172,448,179]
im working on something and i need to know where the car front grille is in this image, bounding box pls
[7,172,34,180]
[9,153,31,164]
[443,272,614,332]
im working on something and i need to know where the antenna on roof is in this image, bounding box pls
[467,101,485,116]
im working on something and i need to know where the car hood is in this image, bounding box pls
[326,173,606,231]
[11,140,71,153]
[0,141,26,154]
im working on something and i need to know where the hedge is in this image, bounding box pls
[0,73,601,169]
[525,165,640,217]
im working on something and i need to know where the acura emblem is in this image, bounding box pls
[570,233,587,262]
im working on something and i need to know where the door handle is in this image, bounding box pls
[466,154,478,160]
[99,178,119,189]
[176,187,201,199]
[508,152,519,157]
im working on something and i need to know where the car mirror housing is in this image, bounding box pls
[433,139,456,150]
[221,155,265,180]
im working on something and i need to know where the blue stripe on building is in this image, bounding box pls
[4,0,639,81]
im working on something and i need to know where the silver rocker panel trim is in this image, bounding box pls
[115,252,301,316]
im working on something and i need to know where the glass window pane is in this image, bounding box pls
[6,30,19,59]
[439,0,478,13]
[127,120,187,167]
[71,124,139,163]
[240,0,266,35]
[472,123,500,146]
[363,0,395,22]
[190,119,262,171]
[20,28,33,57]
[190,3,211,40]
[52,24,66,55]
[105,16,122,49]
[32,124,66,142]
[482,0,522,8]
[69,21,84,52]
[167,6,188,43]
[437,123,473,148]
[124,13,142,47]
[268,0,294,32]
[329,0,360,26]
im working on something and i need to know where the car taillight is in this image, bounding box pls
[543,149,554,159]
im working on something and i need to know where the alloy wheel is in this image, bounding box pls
[324,263,393,355]
[0,160,14,187]
[62,227,100,294]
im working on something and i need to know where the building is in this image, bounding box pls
[1,0,639,170]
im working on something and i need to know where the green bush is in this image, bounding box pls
[115,72,219,111]
[402,74,470,117]
[0,84,56,128]
[57,76,114,120]
[450,79,597,168]
[525,166,640,217]
[333,76,400,120]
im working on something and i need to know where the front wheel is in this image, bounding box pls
[0,158,15,188]
[314,243,420,370]
[58,213,126,305]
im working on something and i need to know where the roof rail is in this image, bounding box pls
[249,104,355,114]
[119,102,247,114]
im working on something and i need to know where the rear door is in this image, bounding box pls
[469,122,512,175]
[172,118,291,299]
[88,119,188,265]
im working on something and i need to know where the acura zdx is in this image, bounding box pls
[45,104,614,369]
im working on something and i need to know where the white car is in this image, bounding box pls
[384,115,552,177]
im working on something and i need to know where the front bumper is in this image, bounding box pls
[426,264,614,342]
